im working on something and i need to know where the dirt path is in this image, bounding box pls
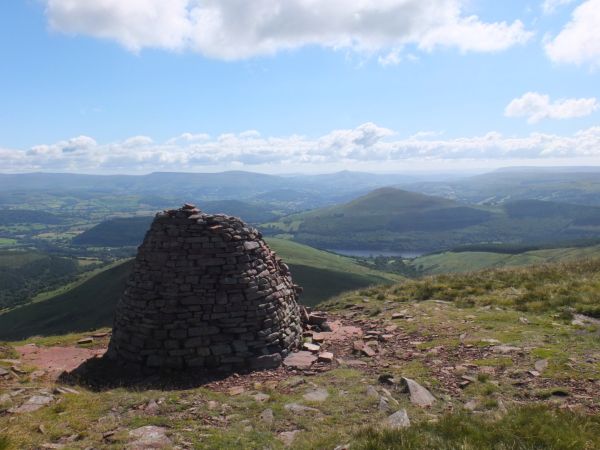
[16,344,105,379]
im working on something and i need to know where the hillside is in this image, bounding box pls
[1,259,599,449]
[268,188,600,252]
[410,244,600,275]
[0,250,81,309]
[0,209,64,226]
[73,201,282,247]
[404,168,600,207]
[0,239,400,340]
[0,260,133,340]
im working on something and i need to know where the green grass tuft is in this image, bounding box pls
[0,435,9,450]
[353,406,600,450]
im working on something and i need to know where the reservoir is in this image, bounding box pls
[327,249,426,258]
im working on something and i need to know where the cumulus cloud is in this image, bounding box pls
[3,123,600,172]
[44,0,532,61]
[545,0,600,67]
[542,0,578,14]
[505,92,598,123]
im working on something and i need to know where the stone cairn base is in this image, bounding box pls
[107,204,303,372]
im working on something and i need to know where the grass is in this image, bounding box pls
[353,406,600,450]
[411,244,600,275]
[382,259,600,317]
[0,238,16,247]
[267,238,403,283]
[0,260,132,340]
[1,256,599,449]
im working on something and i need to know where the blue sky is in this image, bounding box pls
[1,0,599,173]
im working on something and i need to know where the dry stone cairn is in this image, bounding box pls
[107,204,303,372]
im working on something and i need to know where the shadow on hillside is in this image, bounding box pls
[58,355,239,391]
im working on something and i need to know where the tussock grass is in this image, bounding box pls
[353,406,600,450]
[0,343,17,359]
[382,259,600,316]
[0,435,9,450]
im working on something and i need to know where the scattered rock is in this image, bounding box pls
[128,426,172,449]
[385,409,411,429]
[303,342,321,353]
[144,400,160,415]
[9,395,54,414]
[260,408,274,425]
[0,367,10,377]
[0,393,12,405]
[228,386,245,396]
[318,352,334,363]
[308,313,328,326]
[207,400,219,410]
[378,396,391,412]
[334,444,351,450]
[253,393,270,403]
[353,341,376,357]
[284,403,319,414]
[519,317,529,324]
[392,311,410,319]
[400,377,435,407]
[303,388,329,402]
[378,374,396,385]
[54,386,80,395]
[283,351,317,370]
[528,370,540,377]
[77,338,94,345]
[491,345,521,354]
[464,399,479,411]
[278,430,300,447]
[91,332,110,338]
[366,385,379,399]
[535,359,549,373]
[312,333,326,343]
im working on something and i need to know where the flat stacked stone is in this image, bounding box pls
[107,204,303,372]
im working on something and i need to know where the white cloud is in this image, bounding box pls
[542,0,578,14]
[3,123,600,172]
[44,0,532,62]
[505,92,598,123]
[545,0,600,67]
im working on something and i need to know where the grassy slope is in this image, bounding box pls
[0,240,400,340]
[269,188,600,252]
[0,260,133,340]
[412,244,600,275]
[2,259,599,449]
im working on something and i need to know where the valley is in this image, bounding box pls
[0,169,599,449]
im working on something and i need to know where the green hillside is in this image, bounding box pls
[404,168,600,207]
[0,260,133,340]
[0,209,64,226]
[0,250,80,309]
[267,188,600,252]
[0,239,400,340]
[411,244,600,275]
[72,201,281,247]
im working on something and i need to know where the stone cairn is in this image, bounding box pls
[107,204,303,372]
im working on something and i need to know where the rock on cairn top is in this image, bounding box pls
[107,204,303,372]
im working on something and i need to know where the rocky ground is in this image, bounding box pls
[1,292,599,449]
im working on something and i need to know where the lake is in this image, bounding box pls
[327,249,426,258]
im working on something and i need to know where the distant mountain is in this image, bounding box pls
[73,200,282,247]
[267,188,600,252]
[402,169,600,207]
